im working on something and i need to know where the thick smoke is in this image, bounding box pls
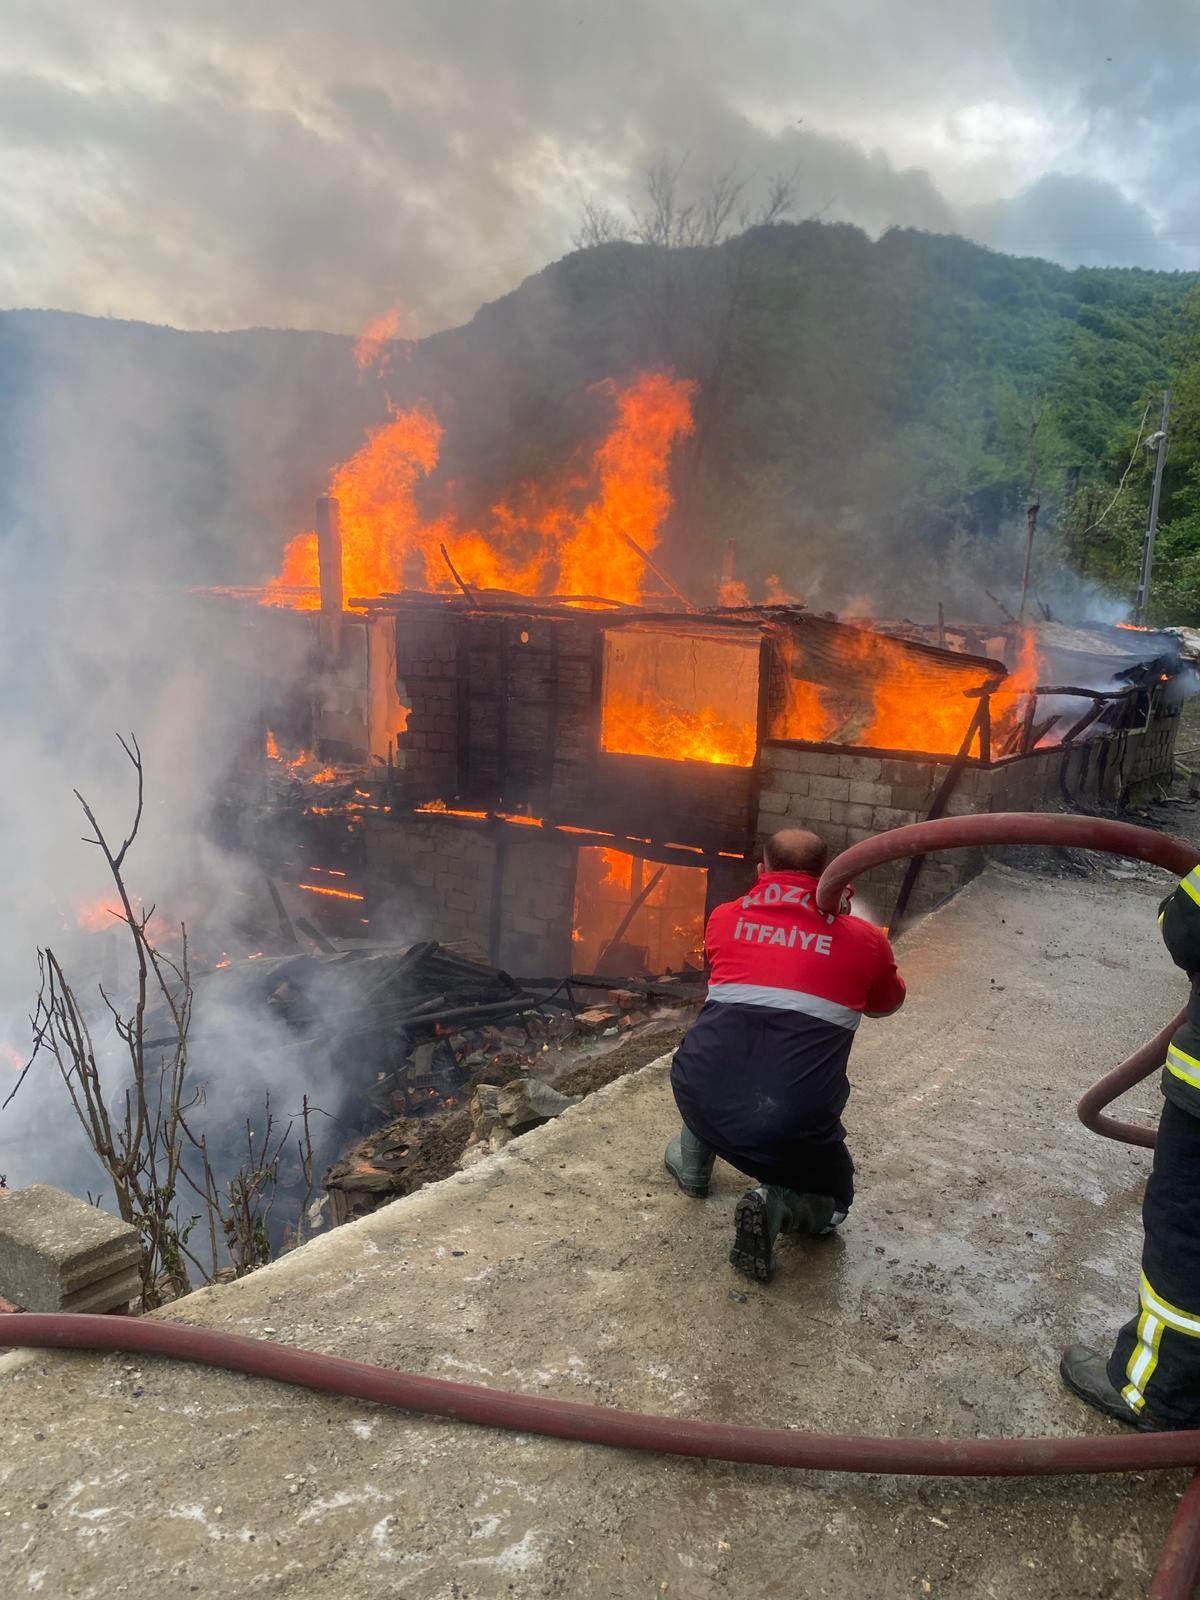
[0,336,358,1205]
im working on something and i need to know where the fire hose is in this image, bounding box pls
[3,811,1200,1597]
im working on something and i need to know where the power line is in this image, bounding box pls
[1080,394,1154,538]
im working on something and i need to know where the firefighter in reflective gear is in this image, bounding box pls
[665,828,905,1282]
[1062,864,1200,1430]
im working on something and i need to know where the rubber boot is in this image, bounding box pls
[1060,1344,1148,1430]
[730,1186,843,1282]
[664,1124,715,1198]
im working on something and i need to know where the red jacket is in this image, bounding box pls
[704,870,905,1026]
[671,870,904,1167]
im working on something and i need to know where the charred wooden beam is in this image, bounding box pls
[439,543,479,605]
[294,914,338,954]
[976,690,992,765]
[1020,692,1039,756]
[598,866,666,966]
[1062,701,1111,744]
[316,494,343,659]
[616,530,697,611]
[888,692,991,935]
[265,877,301,948]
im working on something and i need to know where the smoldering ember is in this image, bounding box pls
[10,64,1200,1596]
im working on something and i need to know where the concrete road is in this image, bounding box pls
[0,864,1191,1598]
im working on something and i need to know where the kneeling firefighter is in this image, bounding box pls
[1063,862,1200,1430]
[665,827,906,1281]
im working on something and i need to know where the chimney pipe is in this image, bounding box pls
[316,494,343,658]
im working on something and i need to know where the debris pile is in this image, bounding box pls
[317,962,703,1227]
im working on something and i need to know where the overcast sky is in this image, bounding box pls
[1,0,1197,335]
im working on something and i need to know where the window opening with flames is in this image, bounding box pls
[600,625,760,768]
[768,619,1025,759]
[571,847,707,976]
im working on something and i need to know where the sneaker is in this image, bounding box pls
[730,1187,776,1282]
[1059,1344,1147,1429]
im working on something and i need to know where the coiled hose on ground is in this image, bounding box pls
[3,812,1199,1597]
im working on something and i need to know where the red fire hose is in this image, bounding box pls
[3,812,1199,1595]
[815,811,1196,1153]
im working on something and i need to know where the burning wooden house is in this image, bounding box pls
[219,508,1186,976]
[204,373,1185,972]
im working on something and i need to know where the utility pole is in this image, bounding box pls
[1017,392,1045,624]
[1134,389,1171,625]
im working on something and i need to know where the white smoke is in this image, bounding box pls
[0,343,359,1213]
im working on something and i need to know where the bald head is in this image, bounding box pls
[762,828,828,875]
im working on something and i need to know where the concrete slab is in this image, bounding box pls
[0,1184,139,1312]
[0,865,1190,1598]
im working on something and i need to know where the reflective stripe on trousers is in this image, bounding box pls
[1122,1271,1200,1414]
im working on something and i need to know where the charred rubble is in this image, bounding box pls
[192,933,701,1235]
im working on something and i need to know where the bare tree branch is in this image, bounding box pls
[11,734,302,1306]
[572,199,626,249]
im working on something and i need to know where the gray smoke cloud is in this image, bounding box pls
[0,336,355,1203]
[0,1,1195,336]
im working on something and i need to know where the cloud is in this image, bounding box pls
[969,172,1179,271]
[0,2,1194,333]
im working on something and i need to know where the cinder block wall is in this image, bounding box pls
[1124,705,1181,792]
[759,712,1181,924]
[360,817,575,975]
[391,613,461,801]
[497,834,576,976]
[758,749,963,918]
[362,818,495,950]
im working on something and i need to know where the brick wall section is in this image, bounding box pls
[390,610,603,815]
[497,833,576,975]
[360,816,576,975]
[361,817,496,950]
[758,747,940,911]
[1124,705,1181,790]
[391,613,461,802]
[547,618,604,810]
[759,708,1181,921]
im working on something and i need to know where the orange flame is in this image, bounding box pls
[265,730,337,782]
[296,883,366,902]
[415,800,490,820]
[602,689,757,767]
[989,626,1041,730]
[556,374,695,601]
[601,848,632,891]
[353,307,406,373]
[265,372,694,609]
[777,623,1042,757]
[74,896,173,945]
[764,574,803,605]
[75,898,125,932]
[263,533,320,609]
[572,845,706,974]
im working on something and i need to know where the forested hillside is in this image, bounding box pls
[1,222,1196,619]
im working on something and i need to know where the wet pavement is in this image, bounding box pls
[0,862,1192,1598]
